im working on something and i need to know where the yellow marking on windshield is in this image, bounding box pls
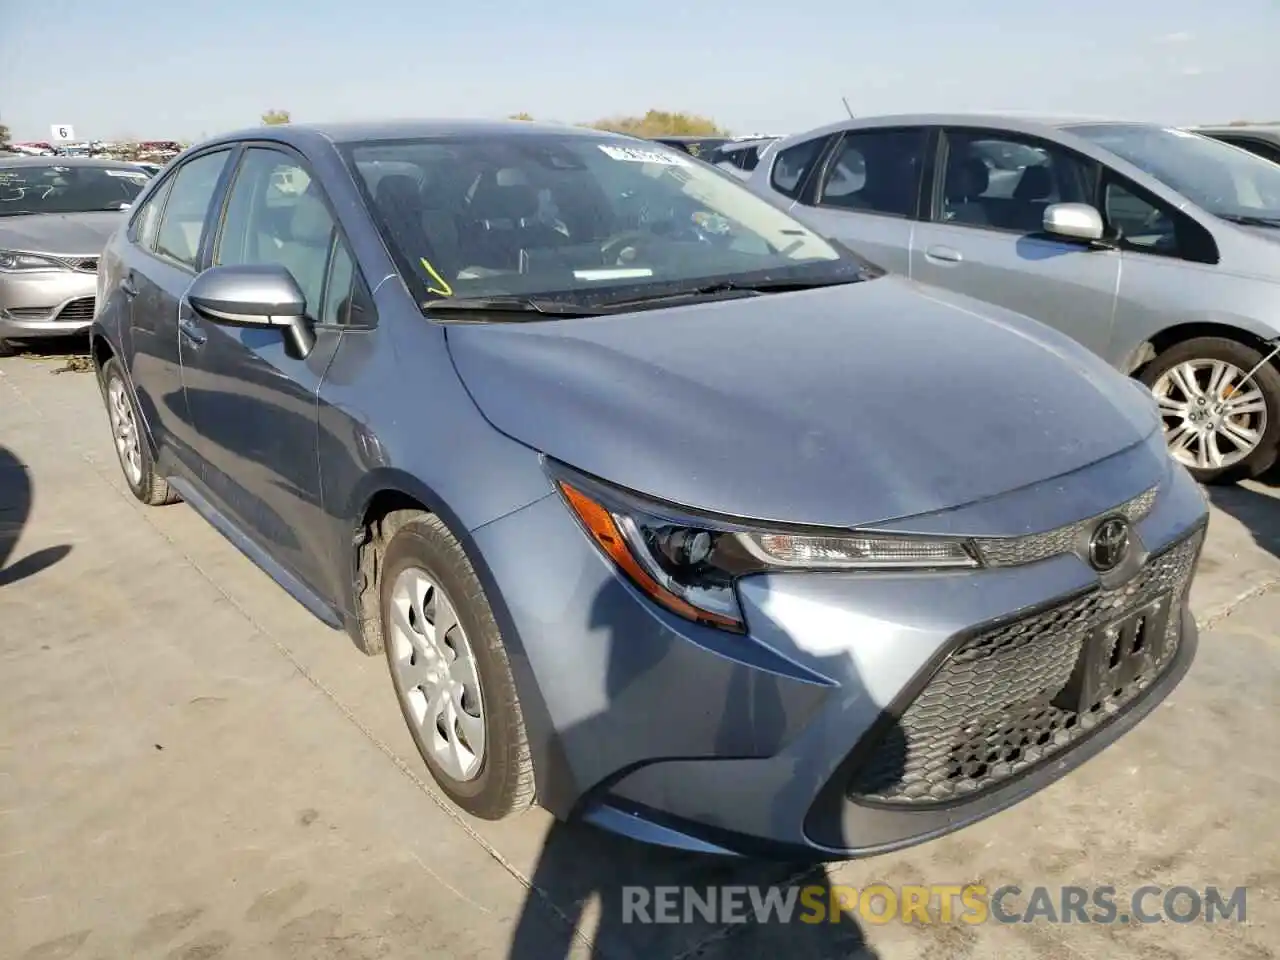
[420,257,454,297]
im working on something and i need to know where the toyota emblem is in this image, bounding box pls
[1088,517,1131,572]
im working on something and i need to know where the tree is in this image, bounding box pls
[585,109,728,138]
[508,112,535,121]
[0,122,9,148]
[261,109,291,126]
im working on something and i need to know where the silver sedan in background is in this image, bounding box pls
[746,114,1280,484]
[0,156,150,355]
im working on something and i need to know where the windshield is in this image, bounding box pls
[1068,123,1280,221]
[344,133,869,309]
[0,162,148,216]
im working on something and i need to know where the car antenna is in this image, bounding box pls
[841,97,854,119]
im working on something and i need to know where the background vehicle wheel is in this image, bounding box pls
[101,358,179,506]
[1140,337,1280,484]
[379,513,535,820]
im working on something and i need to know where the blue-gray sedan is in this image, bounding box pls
[90,120,1209,859]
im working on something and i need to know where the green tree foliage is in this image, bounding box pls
[508,112,535,121]
[261,109,291,126]
[0,122,10,148]
[586,110,728,137]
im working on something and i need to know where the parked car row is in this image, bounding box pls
[740,114,1280,484]
[75,117,1213,861]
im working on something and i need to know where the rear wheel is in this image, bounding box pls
[0,339,15,358]
[1140,337,1280,484]
[379,513,535,819]
[101,357,179,505]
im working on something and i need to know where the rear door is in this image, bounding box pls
[178,144,369,596]
[119,148,234,473]
[909,127,1121,356]
[789,126,930,274]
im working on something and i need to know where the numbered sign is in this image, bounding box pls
[50,124,76,142]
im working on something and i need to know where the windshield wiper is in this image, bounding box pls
[423,296,605,320]
[1219,213,1280,228]
[599,276,860,309]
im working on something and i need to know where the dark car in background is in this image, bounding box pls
[89,119,1206,860]
[646,135,729,158]
[1192,124,1280,167]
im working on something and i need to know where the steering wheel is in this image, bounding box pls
[599,230,656,265]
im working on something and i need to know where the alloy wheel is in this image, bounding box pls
[386,566,487,781]
[107,378,143,486]
[1152,358,1269,471]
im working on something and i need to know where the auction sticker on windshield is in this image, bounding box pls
[598,145,690,165]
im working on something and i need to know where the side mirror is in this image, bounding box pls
[187,263,315,357]
[1043,202,1105,242]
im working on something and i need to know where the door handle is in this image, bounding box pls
[178,314,207,346]
[119,273,138,298]
[924,245,963,264]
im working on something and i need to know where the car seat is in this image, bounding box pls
[943,157,991,226]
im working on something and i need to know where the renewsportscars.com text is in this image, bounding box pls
[621,884,1247,925]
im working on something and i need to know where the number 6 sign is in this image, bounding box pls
[50,124,76,142]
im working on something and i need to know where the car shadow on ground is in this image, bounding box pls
[505,581,901,959]
[1204,465,1280,564]
[0,445,72,586]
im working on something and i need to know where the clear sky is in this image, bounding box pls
[2,0,1276,143]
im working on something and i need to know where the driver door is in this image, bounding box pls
[179,145,355,596]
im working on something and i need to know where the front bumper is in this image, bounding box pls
[0,270,97,339]
[471,439,1209,860]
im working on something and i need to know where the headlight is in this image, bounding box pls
[0,251,65,272]
[549,461,979,634]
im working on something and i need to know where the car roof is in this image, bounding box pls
[195,118,661,153]
[0,155,144,169]
[775,112,1164,143]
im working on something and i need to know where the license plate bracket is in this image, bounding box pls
[1054,594,1173,714]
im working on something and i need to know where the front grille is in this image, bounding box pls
[4,306,53,320]
[49,255,99,273]
[847,529,1202,807]
[972,486,1158,567]
[56,297,95,322]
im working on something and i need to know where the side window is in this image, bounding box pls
[128,177,173,250]
[214,148,338,318]
[320,235,355,326]
[1102,176,1207,264]
[816,129,927,218]
[938,131,1094,234]
[770,136,828,199]
[154,150,230,269]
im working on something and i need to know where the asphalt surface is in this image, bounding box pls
[1,347,1277,960]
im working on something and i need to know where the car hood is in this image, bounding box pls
[445,276,1159,527]
[0,211,123,256]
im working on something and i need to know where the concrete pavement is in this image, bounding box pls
[1,350,1277,959]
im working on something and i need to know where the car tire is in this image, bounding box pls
[101,357,179,506]
[379,512,536,820]
[0,339,15,358]
[1139,336,1280,484]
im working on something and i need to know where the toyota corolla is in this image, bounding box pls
[89,120,1208,859]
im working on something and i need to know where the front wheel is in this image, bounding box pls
[1140,337,1280,484]
[379,513,536,820]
